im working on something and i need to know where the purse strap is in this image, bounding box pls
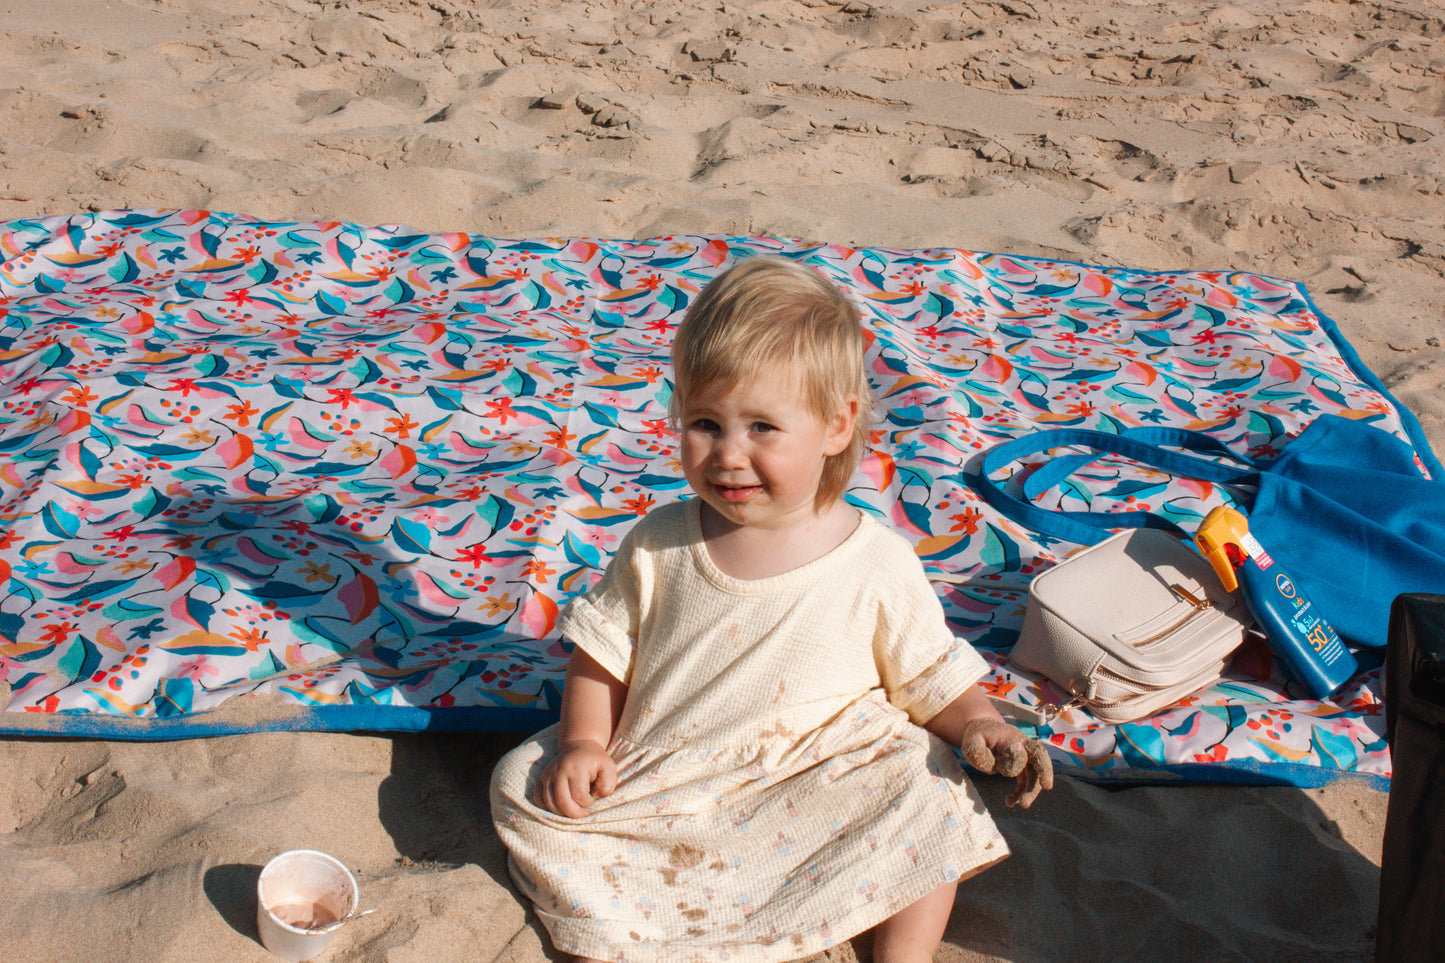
[976,427,1263,545]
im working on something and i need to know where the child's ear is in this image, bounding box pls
[823,398,859,456]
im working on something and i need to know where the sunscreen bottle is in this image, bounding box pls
[1194,506,1358,700]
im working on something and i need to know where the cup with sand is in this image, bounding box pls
[255,849,360,961]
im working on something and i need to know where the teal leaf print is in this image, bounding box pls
[978,523,1020,573]
[56,635,103,685]
[1115,723,1168,767]
[41,503,81,539]
[154,678,195,718]
[1310,727,1359,771]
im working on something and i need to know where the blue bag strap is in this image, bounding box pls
[977,428,1262,545]
[1021,426,1260,500]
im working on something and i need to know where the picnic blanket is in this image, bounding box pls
[1,210,1436,788]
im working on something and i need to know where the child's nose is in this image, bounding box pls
[715,432,749,468]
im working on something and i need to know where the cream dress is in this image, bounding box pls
[490,499,1007,961]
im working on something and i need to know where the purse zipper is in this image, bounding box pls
[1028,591,1224,721]
[1082,658,1229,711]
[1031,658,1203,721]
[1124,584,1214,648]
[1092,664,1184,692]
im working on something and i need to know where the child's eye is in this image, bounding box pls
[751,422,777,433]
[690,418,720,433]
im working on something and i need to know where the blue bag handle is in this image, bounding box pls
[977,427,1263,545]
[1020,427,1255,499]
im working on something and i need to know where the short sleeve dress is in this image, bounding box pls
[490,500,1008,961]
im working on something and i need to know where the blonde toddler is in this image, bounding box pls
[490,255,1052,962]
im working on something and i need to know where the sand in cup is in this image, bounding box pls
[256,850,358,961]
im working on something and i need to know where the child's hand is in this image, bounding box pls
[535,738,618,818]
[958,718,1054,809]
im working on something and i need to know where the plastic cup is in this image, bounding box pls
[255,850,358,961]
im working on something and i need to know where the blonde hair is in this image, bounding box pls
[669,255,873,508]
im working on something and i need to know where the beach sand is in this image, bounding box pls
[1,0,1441,959]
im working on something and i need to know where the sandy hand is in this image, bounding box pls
[958,718,1054,809]
[534,739,618,819]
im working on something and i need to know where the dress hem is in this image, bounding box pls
[527,847,1010,963]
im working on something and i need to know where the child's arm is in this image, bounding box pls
[535,645,628,819]
[924,686,1054,809]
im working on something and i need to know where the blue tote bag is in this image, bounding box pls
[977,415,1445,649]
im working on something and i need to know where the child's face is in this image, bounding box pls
[677,373,855,531]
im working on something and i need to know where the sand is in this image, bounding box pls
[1,0,1441,959]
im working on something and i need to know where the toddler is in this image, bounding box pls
[490,255,1052,962]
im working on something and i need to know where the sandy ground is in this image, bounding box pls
[1,0,1442,959]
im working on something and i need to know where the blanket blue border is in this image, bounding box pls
[1052,759,1390,791]
[7,705,559,739]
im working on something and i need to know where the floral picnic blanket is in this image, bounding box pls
[1,210,1434,788]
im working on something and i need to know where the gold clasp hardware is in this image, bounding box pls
[1170,584,1211,609]
[1038,695,1084,720]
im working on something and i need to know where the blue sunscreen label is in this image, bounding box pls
[1270,571,1349,668]
[1237,531,1356,698]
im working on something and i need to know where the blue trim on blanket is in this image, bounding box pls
[0,706,559,740]
[1052,759,1389,791]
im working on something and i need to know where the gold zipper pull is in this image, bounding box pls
[1170,584,1211,609]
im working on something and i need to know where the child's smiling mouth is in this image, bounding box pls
[715,482,763,501]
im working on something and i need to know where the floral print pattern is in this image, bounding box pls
[0,209,1423,785]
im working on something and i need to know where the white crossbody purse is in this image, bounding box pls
[1009,528,1253,724]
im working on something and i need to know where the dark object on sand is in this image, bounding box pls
[1377,593,1445,963]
